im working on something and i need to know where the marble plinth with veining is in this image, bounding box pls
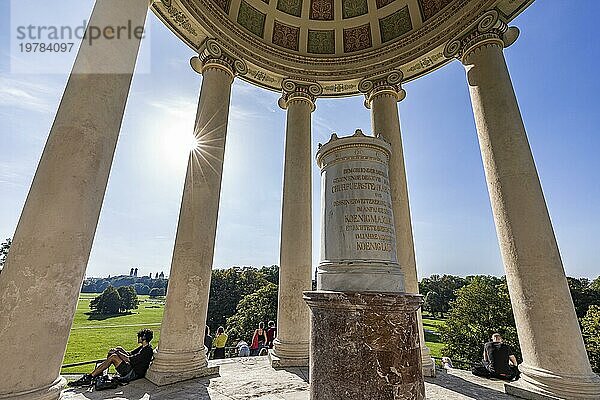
[304,291,424,400]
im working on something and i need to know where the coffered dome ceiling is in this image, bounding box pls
[153,0,534,96]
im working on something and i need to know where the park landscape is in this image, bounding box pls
[58,265,600,375]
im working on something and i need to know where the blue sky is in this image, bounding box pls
[1,1,598,279]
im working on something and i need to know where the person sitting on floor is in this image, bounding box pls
[68,328,154,386]
[472,333,519,381]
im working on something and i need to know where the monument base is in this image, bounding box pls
[0,376,66,400]
[145,348,219,386]
[304,290,424,400]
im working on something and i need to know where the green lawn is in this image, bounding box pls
[61,294,165,374]
[62,295,448,373]
[422,314,446,358]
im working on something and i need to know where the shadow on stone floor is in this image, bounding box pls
[62,377,212,400]
[280,368,309,383]
[425,370,514,399]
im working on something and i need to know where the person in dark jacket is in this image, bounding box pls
[69,329,154,386]
[472,333,519,380]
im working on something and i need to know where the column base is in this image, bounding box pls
[0,376,66,400]
[420,346,436,377]
[304,290,425,400]
[269,339,309,367]
[505,364,600,400]
[145,348,219,386]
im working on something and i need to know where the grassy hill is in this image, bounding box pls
[61,294,165,374]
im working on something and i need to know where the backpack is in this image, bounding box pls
[94,375,119,391]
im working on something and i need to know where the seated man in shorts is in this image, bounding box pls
[69,328,154,386]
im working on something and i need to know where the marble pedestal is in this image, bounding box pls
[304,291,424,400]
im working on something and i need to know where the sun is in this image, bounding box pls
[159,125,199,165]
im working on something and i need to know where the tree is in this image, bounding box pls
[590,276,600,292]
[90,286,122,315]
[149,287,165,297]
[260,265,279,285]
[134,283,150,295]
[206,267,270,331]
[419,274,467,317]
[582,305,600,373]
[226,283,278,346]
[117,285,139,311]
[424,291,444,318]
[566,277,600,319]
[440,276,520,363]
[81,280,97,293]
[0,238,11,270]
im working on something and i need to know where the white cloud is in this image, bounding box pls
[0,75,57,113]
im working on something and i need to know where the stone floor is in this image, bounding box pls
[62,356,517,399]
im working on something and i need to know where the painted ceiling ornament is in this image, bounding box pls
[358,69,406,108]
[444,9,520,63]
[278,78,323,111]
[190,38,248,77]
[153,0,533,96]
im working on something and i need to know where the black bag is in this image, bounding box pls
[94,375,119,391]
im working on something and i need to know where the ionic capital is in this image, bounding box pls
[278,79,322,111]
[444,9,519,64]
[190,38,248,80]
[358,70,406,109]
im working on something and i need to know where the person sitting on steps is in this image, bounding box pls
[472,333,520,381]
[69,328,154,386]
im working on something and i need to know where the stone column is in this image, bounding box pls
[0,2,148,399]
[269,79,321,367]
[145,39,247,386]
[359,72,436,377]
[445,10,600,399]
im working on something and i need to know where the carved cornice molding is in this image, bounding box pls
[190,38,248,79]
[278,79,322,111]
[444,9,520,64]
[359,70,406,109]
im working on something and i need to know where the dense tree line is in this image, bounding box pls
[81,275,167,295]
[432,274,600,372]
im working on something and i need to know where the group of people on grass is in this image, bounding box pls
[70,327,518,387]
[204,320,277,359]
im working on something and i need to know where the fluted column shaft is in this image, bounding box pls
[449,10,600,399]
[361,72,435,377]
[270,80,319,367]
[146,40,246,386]
[0,1,148,399]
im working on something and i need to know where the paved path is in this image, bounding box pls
[62,357,517,399]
